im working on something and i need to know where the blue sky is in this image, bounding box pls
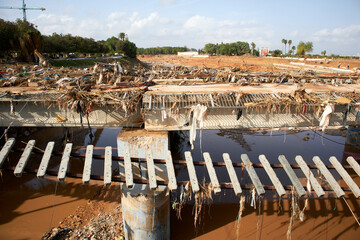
[1,0,359,55]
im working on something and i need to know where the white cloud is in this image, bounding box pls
[159,0,179,6]
[313,25,360,41]
[31,14,75,35]
[31,11,274,49]
[311,25,360,55]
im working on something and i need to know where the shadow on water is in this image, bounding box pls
[170,195,360,240]
[170,129,348,202]
[169,128,360,239]
[0,127,123,228]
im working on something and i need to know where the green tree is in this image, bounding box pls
[288,40,292,54]
[118,32,125,41]
[291,46,296,55]
[251,42,256,55]
[0,19,17,57]
[203,43,217,55]
[296,41,313,55]
[115,40,137,58]
[13,19,43,61]
[272,49,282,57]
[281,39,286,54]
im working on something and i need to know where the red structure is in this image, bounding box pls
[260,47,269,56]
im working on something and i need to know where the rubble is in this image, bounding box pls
[0,58,359,119]
[42,205,124,240]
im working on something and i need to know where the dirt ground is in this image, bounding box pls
[140,54,360,72]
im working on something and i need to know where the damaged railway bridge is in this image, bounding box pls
[1,82,360,239]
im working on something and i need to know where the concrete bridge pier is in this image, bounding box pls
[117,128,170,240]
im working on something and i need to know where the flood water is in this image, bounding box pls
[0,127,358,239]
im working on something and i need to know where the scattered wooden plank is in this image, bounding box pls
[347,157,360,177]
[184,151,200,193]
[203,152,221,194]
[123,143,133,188]
[209,94,215,107]
[330,156,360,198]
[0,138,15,168]
[37,141,55,178]
[57,143,72,181]
[148,95,152,110]
[295,155,325,197]
[14,140,35,177]
[223,153,242,196]
[278,155,306,197]
[259,154,285,197]
[82,145,93,184]
[313,156,345,198]
[146,151,157,190]
[165,150,177,191]
[241,154,265,195]
[104,146,112,186]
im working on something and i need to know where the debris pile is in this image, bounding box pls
[42,205,124,240]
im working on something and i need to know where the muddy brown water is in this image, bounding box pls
[0,127,359,239]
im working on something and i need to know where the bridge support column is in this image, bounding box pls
[343,125,360,162]
[117,128,170,240]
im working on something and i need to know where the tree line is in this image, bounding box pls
[1,18,331,62]
[137,46,194,55]
[0,18,137,60]
[203,41,253,56]
[0,19,43,62]
[281,38,313,56]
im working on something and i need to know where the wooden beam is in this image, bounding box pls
[146,151,157,190]
[14,140,35,177]
[37,141,55,178]
[123,143,133,188]
[313,156,345,198]
[57,143,72,181]
[295,155,325,197]
[0,138,15,168]
[241,154,265,195]
[165,150,177,191]
[223,153,242,196]
[104,146,112,186]
[259,154,285,197]
[278,155,306,197]
[203,152,221,194]
[347,157,360,177]
[330,156,360,198]
[184,151,200,193]
[82,145,93,184]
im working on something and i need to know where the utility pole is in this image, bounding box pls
[0,0,45,21]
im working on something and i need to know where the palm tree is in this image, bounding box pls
[251,42,256,55]
[118,32,125,41]
[281,39,285,54]
[288,40,292,54]
[291,46,296,55]
[281,39,288,55]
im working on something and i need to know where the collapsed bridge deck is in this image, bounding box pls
[1,137,360,199]
[1,83,360,130]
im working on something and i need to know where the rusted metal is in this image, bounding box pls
[1,166,352,192]
[9,146,353,170]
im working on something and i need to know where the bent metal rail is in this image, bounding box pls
[1,138,360,199]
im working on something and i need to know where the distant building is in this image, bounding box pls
[260,47,269,57]
[177,51,198,56]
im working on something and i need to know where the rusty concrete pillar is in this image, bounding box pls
[342,125,360,163]
[117,128,170,240]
